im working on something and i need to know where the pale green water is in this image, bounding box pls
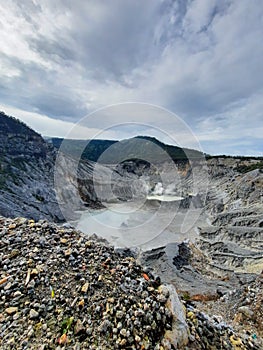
[76,197,202,250]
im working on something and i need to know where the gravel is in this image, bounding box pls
[0,217,173,349]
[0,216,262,349]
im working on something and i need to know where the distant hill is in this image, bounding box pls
[49,137,117,162]
[49,135,204,163]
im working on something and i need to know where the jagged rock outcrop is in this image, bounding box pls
[0,113,105,221]
[0,112,64,222]
[199,158,263,274]
[138,157,262,342]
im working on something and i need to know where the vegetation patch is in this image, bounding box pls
[236,162,263,173]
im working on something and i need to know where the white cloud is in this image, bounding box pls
[0,104,98,138]
[0,0,262,155]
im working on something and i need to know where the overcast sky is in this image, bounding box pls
[0,0,262,155]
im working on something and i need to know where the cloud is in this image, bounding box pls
[0,104,104,139]
[0,0,262,155]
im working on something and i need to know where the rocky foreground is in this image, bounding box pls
[1,217,262,349]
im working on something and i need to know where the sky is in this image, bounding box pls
[0,0,262,156]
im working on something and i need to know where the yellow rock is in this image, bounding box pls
[5,307,18,315]
[58,333,68,345]
[230,335,243,348]
[120,339,127,346]
[60,238,68,244]
[81,282,89,293]
[78,299,85,307]
[8,223,16,229]
[34,322,42,331]
[51,288,55,299]
[0,277,8,285]
[7,337,15,344]
[27,259,34,267]
[9,249,20,258]
[64,248,72,256]
[193,318,198,326]
[187,311,195,319]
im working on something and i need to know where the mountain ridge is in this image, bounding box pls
[49,135,204,163]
